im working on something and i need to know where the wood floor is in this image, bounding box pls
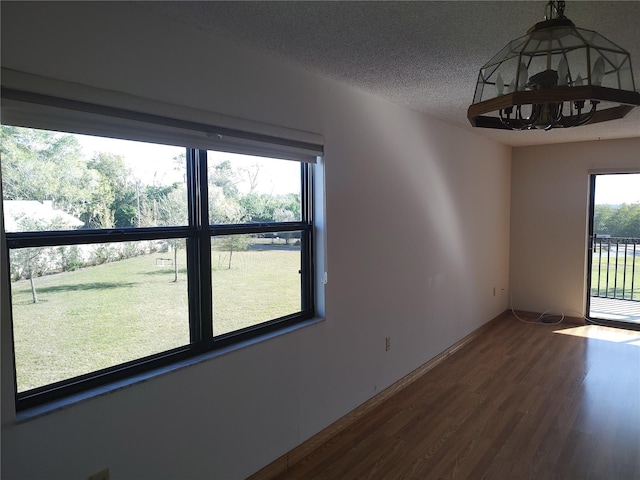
[270,313,640,480]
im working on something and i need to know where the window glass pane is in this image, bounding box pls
[207,151,301,225]
[1,125,188,232]
[211,233,302,336]
[10,240,189,392]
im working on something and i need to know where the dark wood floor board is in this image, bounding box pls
[426,400,526,475]
[445,407,525,479]
[355,434,415,480]
[547,371,589,432]
[398,395,483,467]
[288,406,401,478]
[315,432,406,480]
[528,426,574,479]
[270,314,640,480]
[394,457,431,480]
[475,422,538,479]
[394,385,474,441]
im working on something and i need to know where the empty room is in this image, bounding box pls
[1,2,639,479]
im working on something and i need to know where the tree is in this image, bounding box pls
[210,160,240,198]
[613,203,640,237]
[594,204,615,236]
[11,248,39,303]
[156,186,188,281]
[240,193,272,222]
[239,192,300,223]
[208,161,252,269]
[83,166,116,229]
[1,126,92,218]
[273,208,296,244]
[207,160,305,265]
[9,217,69,303]
[85,152,138,228]
[594,203,640,237]
[240,163,261,194]
[209,185,247,269]
[221,235,249,270]
[143,183,181,226]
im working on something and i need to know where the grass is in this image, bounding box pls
[211,243,301,334]
[590,251,640,300]
[11,244,300,392]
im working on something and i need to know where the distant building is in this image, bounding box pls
[3,200,84,232]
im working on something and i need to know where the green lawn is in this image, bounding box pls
[11,245,300,392]
[590,252,640,300]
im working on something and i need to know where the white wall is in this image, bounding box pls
[510,138,640,317]
[0,3,511,479]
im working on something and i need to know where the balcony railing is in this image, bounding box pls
[591,236,640,302]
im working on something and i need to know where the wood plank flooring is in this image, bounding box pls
[270,313,640,480]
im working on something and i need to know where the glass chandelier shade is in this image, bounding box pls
[468,1,640,130]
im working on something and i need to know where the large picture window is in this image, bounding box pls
[1,99,319,410]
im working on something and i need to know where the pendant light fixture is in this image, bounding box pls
[468,1,640,130]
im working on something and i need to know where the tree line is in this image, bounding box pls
[593,203,640,238]
[1,126,300,229]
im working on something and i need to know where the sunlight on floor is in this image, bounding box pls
[554,325,640,347]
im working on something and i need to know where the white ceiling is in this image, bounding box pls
[137,1,640,147]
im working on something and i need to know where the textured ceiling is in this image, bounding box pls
[137,1,640,147]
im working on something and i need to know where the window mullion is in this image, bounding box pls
[303,162,314,225]
[5,227,193,249]
[186,148,201,344]
[209,222,308,236]
[186,148,213,345]
[301,163,314,312]
[196,149,213,342]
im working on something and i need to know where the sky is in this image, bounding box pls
[594,173,640,205]
[74,133,300,195]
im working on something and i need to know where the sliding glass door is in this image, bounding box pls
[587,173,640,328]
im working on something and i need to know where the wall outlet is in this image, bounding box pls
[89,468,110,480]
[385,337,391,351]
[493,287,496,296]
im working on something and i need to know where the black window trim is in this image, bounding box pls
[3,101,317,411]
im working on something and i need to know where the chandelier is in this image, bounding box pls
[468,1,640,130]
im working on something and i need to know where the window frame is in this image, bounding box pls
[2,100,318,411]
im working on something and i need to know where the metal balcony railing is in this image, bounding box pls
[591,236,640,302]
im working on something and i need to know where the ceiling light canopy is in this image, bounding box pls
[468,0,640,130]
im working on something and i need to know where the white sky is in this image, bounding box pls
[74,133,300,195]
[594,173,640,205]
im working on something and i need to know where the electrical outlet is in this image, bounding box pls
[493,287,496,296]
[89,468,110,480]
[385,337,391,351]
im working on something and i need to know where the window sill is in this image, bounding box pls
[15,316,325,423]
